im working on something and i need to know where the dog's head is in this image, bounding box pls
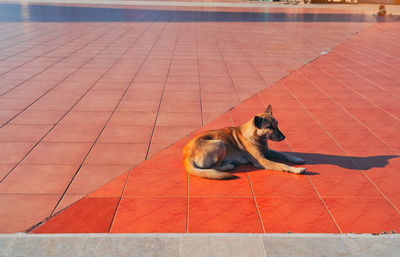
[253,105,285,142]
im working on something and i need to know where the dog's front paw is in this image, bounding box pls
[291,167,306,174]
[291,157,305,164]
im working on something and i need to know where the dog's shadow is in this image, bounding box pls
[234,152,399,176]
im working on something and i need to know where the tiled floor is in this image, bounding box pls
[31,20,400,234]
[0,1,383,233]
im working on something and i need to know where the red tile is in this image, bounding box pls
[188,197,263,233]
[28,97,77,111]
[0,124,51,142]
[159,100,201,113]
[88,170,130,198]
[59,111,111,125]
[21,142,91,165]
[98,125,153,144]
[0,142,35,165]
[324,198,400,233]
[152,125,197,144]
[43,124,103,143]
[156,112,202,127]
[0,165,77,194]
[189,172,252,197]
[137,144,185,171]
[67,165,131,195]
[249,169,318,198]
[117,100,160,112]
[0,165,13,180]
[10,110,66,125]
[72,97,119,112]
[85,143,147,166]
[0,98,34,111]
[0,194,60,233]
[257,198,339,233]
[108,111,157,126]
[33,197,119,233]
[124,169,187,197]
[53,194,85,214]
[110,197,187,233]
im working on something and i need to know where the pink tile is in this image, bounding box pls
[85,143,148,166]
[0,194,60,233]
[0,124,51,142]
[21,142,91,165]
[0,165,77,194]
[67,165,131,195]
[43,124,103,143]
[98,125,153,144]
[0,142,35,165]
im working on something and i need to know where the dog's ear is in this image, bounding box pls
[265,104,272,115]
[254,116,263,129]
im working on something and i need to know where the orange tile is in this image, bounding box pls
[88,170,130,198]
[110,197,186,233]
[257,198,339,233]
[0,194,60,233]
[0,142,35,165]
[0,165,77,194]
[10,110,66,125]
[33,197,119,233]
[124,169,187,197]
[365,167,400,198]
[67,165,131,195]
[85,143,147,166]
[249,170,318,198]
[188,197,263,233]
[189,172,252,197]
[21,142,91,165]
[43,124,103,143]
[324,197,400,233]
[0,124,51,142]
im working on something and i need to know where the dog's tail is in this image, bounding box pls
[184,157,235,180]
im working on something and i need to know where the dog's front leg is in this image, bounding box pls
[247,147,306,174]
[265,149,304,164]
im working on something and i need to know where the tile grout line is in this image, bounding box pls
[0,23,117,125]
[258,90,343,233]
[0,24,123,183]
[280,80,351,234]
[195,23,204,127]
[294,68,400,216]
[143,13,181,161]
[0,23,95,97]
[48,10,170,217]
[330,51,400,103]
[107,168,133,232]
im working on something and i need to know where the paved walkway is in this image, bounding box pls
[1,233,399,256]
[30,20,400,234]
[0,1,388,233]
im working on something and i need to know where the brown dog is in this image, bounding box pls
[183,105,306,179]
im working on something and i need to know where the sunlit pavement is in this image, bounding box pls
[0,0,399,242]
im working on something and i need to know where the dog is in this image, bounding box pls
[183,105,306,179]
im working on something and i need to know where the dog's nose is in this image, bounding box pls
[281,135,285,140]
